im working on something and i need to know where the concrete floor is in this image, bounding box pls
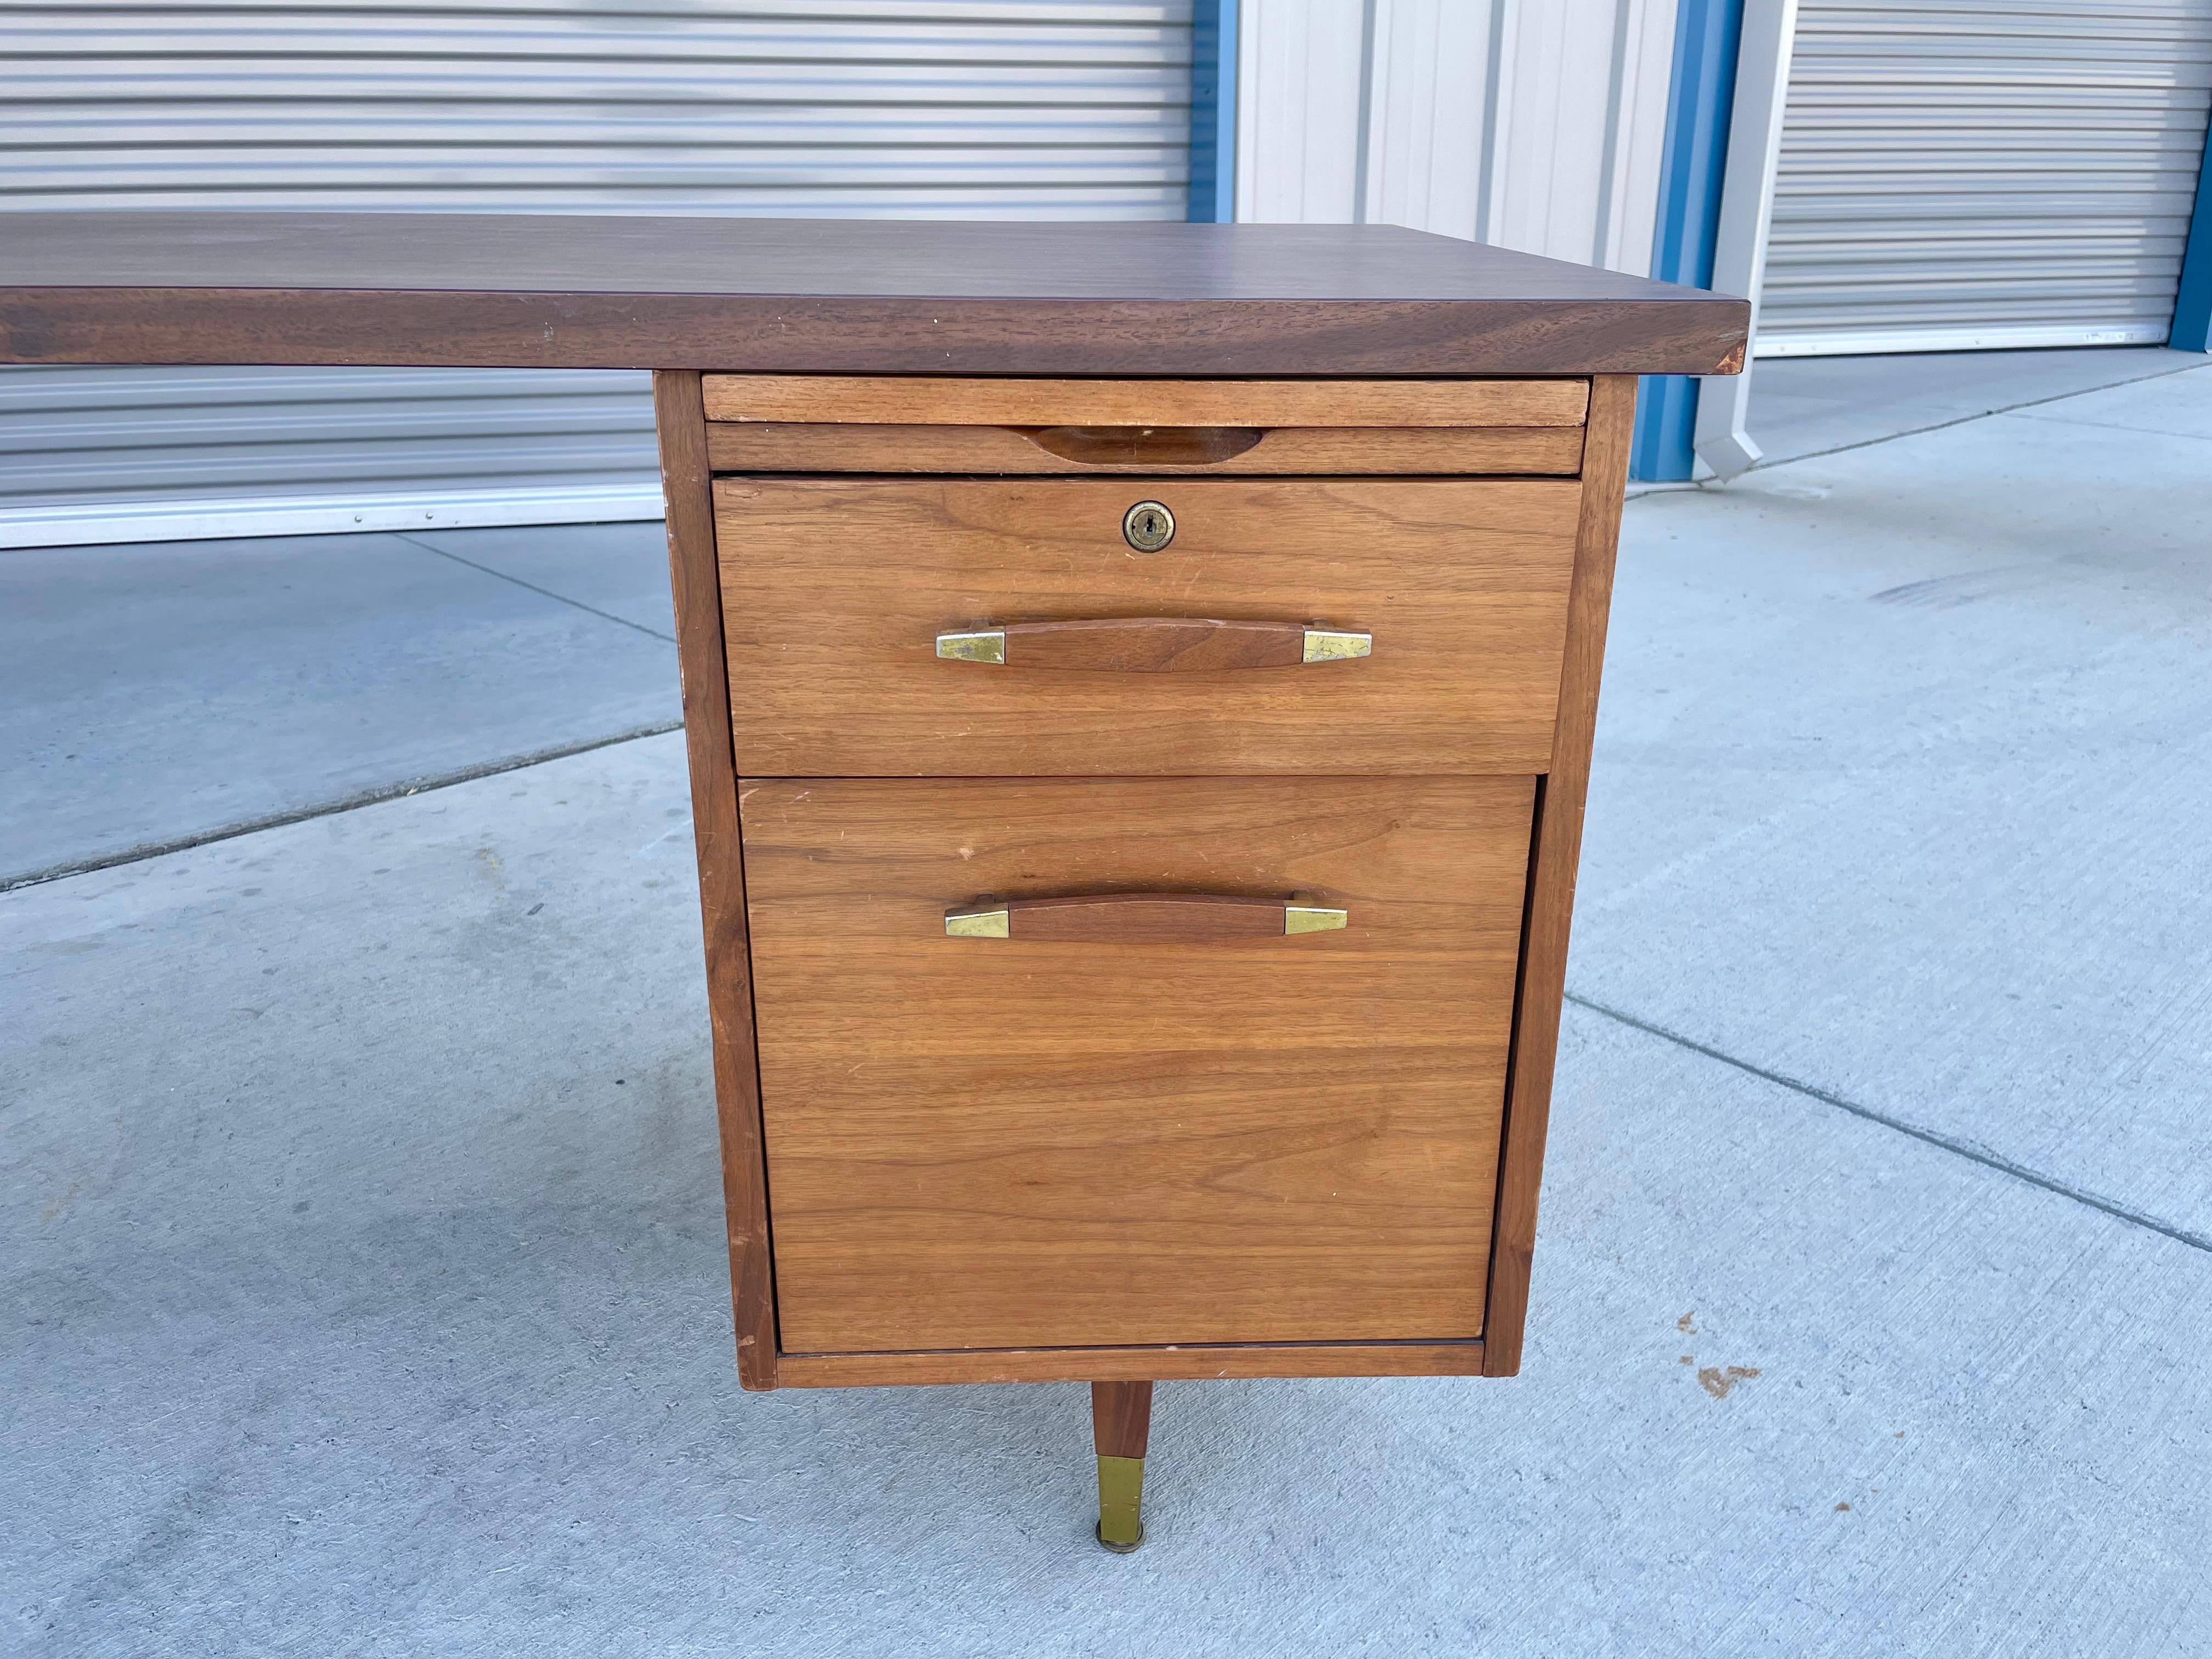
[0,522,679,887]
[6,350,2212,1656]
[1741,343,2209,467]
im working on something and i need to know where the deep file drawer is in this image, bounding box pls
[736,774,1536,1356]
[714,475,1583,777]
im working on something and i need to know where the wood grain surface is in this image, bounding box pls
[1092,1382,1154,1459]
[1482,374,1640,1378]
[971,892,1304,942]
[715,477,1581,777]
[983,617,1321,673]
[740,776,1531,1355]
[652,372,778,1391]
[0,214,1749,375]
[703,374,1590,426]
[772,1340,1485,1387]
[704,422,1585,476]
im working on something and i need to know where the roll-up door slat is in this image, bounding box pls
[1759,0,2212,357]
[0,2,1197,546]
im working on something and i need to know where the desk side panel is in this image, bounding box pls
[1482,373,1639,1376]
[655,369,779,1391]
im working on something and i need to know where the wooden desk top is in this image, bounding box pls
[0,213,1747,377]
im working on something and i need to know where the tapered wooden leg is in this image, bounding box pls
[1091,1380,1154,1552]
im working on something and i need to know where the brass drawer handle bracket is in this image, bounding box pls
[935,629,1007,664]
[1301,628,1372,663]
[944,905,1012,938]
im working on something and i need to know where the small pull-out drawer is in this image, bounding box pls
[739,775,1533,1356]
[701,374,1588,475]
[715,476,1581,777]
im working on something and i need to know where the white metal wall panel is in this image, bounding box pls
[1761,0,2212,357]
[1235,0,1368,223]
[1234,0,1679,278]
[0,2,1194,548]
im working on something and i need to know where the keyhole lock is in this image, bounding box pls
[1122,500,1175,552]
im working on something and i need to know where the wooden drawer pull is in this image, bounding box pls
[1018,426,1265,465]
[936,618,1371,672]
[945,893,1348,941]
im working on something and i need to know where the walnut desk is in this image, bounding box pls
[0,213,1748,1551]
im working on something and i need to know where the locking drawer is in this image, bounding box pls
[739,774,1532,1355]
[715,475,1581,777]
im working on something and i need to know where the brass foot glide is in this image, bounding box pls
[1090,1380,1153,1553]
[1095,1454,1146,1551]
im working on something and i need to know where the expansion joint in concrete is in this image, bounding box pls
[0,721,684,894]
[1566,992,2212,1257]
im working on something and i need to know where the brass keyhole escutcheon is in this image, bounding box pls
[1122,500,1175,552]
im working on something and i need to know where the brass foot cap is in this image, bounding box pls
[1096,1520,1146,1554]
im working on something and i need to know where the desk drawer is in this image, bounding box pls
[715,476,1581,777]
[740,774,1531,1355]
[703,373,1588,476]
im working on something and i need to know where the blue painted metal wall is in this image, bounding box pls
[1630,0,1745,482]
[2174,118,2212,354]
[1188,1,1239,223]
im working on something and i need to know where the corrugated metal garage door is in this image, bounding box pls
[1759,0,2212,357]
[0,3,1194,548]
